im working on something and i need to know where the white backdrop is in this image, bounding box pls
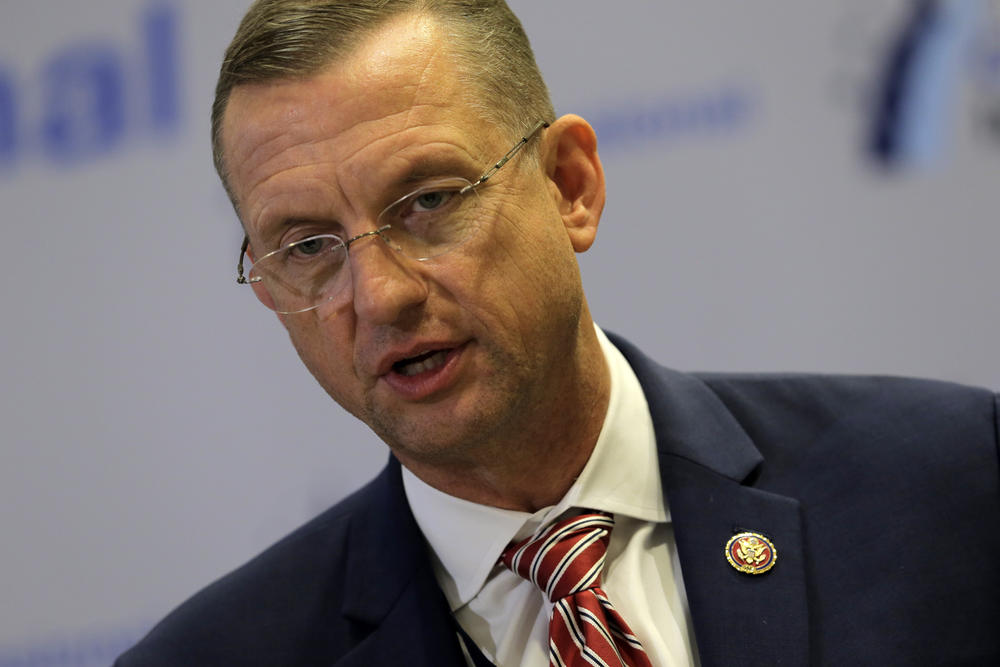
[1,1,997,664]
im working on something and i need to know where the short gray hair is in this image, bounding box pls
[211,0,555,201]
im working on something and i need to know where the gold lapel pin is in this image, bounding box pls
[725,531,777,575]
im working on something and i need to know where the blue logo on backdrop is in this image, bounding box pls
[0,3,179,172]
[586,85,755,154]
[868,0,998,167]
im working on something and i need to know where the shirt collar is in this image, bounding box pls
[402,324,665,609]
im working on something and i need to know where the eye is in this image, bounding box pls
[411,189,455,213]
[296,237,325,255]
[287,234,340,259]
[377,178,472,235]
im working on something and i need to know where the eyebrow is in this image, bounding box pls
[255,148,482,242]
[394,152,480,186]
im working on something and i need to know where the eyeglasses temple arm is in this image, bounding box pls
[237,235,250,284]
[461,120,550,193]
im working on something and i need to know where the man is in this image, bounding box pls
[118,1,1000,665]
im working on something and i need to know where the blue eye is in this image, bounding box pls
[376,178,475,243]
[411,190,454,212]
[296,237,325,255]
[288,235,342,260]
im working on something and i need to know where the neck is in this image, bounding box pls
[398,320,611,512]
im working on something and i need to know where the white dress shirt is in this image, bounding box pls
[402,326,699,666]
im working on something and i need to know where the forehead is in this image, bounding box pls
[220,14,498,215]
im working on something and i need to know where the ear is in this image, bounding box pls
[543,115,606,252]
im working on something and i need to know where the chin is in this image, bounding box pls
[366,393,518,466]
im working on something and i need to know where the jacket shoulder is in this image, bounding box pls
[691,371,999,516]
[694,371,997,456]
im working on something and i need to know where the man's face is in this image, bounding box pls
[221,15,592,468]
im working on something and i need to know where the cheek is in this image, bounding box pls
[496,211,580,298]
[449,216,582,336]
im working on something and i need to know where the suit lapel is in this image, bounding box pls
[335,573,468,667]
[336,459,468,667]
[663,458,809,666]
[611,334,810,666]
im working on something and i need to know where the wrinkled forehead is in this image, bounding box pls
[218,14,523,241]
[220,13,499,185]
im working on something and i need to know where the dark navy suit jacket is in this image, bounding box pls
[117,334,1000,666]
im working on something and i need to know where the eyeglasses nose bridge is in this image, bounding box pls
[341,223,416,291]
[343,224,392,252]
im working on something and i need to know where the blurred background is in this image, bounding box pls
[1,1,997,664]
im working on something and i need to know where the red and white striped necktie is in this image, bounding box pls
[501,512,653,667]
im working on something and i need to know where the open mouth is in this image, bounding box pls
[393,349,451,377]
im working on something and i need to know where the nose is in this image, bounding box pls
[344,229,428,325]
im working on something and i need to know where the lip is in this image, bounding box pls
[375,339,466,377]
[378,341,469,401]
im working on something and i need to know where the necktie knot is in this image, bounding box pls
[500,511,653,667]
[501,512,613,602]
